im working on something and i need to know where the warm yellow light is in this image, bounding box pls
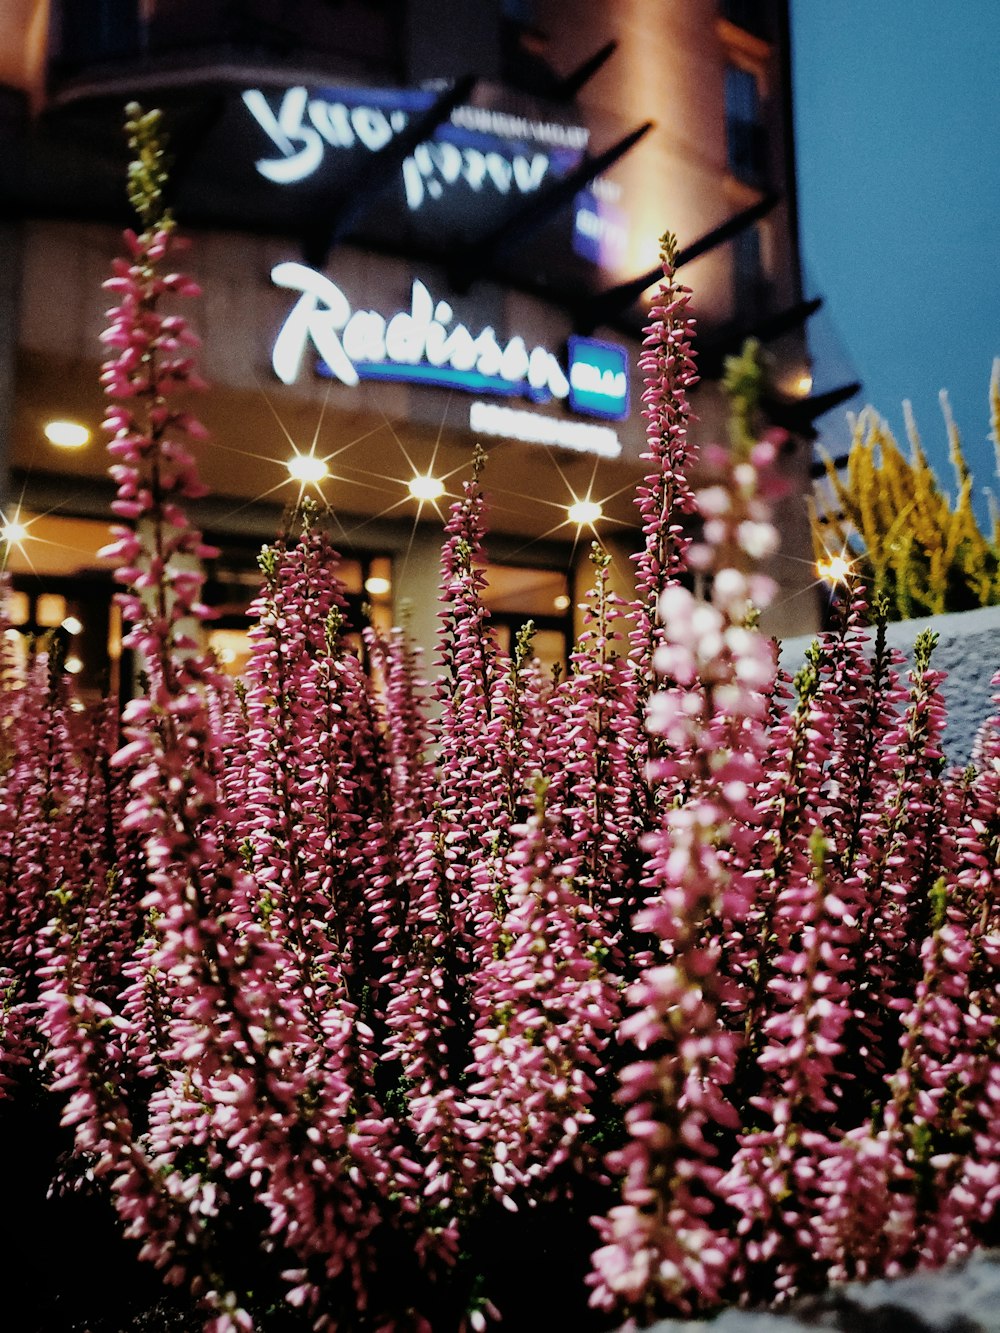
[567,499,603,525]
[817,553,852,584]
[1,519,28,545]
[287,453,329,484]
[44,420,91,449]
[794,371,814,397]
[6,591,29,626]
[37,594,67,628]
[553,594,571,611]
[408,474,445,502]
[64,655,84,675]
[208,628,250,674]
[61,615,84,636]
[364,575,392,596]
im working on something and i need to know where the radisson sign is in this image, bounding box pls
[270,263,630,456]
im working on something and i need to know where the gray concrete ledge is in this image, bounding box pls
[777,603,1000,766]
[641,1247,1000,1333]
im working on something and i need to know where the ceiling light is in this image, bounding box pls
[287,453,329,484]
[1,519,28,545]
[408,474,445,502]
[64,655,84,675]
[567,499,602,525]
[44,420,91,449]
[817,553,852,584]
[61,615,84,636]
[364,575,391,596]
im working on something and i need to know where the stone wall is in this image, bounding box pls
[643,1249,1000,1333]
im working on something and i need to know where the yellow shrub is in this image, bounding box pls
[810,359,1000,619]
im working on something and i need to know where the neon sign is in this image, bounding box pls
[572,179,629,268]
[271,262,571,403]
[243,87,586,213]
[566,337,630,420]
[469,401,622,459]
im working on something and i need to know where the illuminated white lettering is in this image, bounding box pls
[500,336,530,383]
[271,262,358,386]
[527,345,553,392]
[469,401,622,458]
[243,87,324,183]
[485,152,512,192]
[570,361,628,401]
[577,208,601,239]
[434,143,464,184]
[351,105,394,151]
[244,88,557,211]
[449,106,590,150]
[310,99,355,149]
[471,328,501,376]
[271,265,571,402]
[384,279,434,364]
[513,154,549,192]
[342,309,386,363]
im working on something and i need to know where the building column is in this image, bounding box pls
[0,221,22,516]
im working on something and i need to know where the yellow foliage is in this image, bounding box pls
[810,364,1000,620]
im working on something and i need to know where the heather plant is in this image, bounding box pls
[0,106,997,1332]
[811,364,1000,619]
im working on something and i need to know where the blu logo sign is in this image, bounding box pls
[566,338,630,420]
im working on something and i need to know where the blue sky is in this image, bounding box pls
[790,3,1000,522]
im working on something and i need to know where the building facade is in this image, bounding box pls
[0,0,825,702]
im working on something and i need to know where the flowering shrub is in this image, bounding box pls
[1,106,997,1332]
[810,363,1000,619]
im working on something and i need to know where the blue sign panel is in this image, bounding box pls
[243,86,585,215]
[567,337,630,420]
[572,188,629,268]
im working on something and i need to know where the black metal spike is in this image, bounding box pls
[696,296,824,378]
[167,94,230,194]
[448,119,654,291]
[575,192,780,334]
[765,381,862,438]
[302,74,477,269]
[554,40,618,101]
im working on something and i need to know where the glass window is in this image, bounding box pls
[202,536,395,675]
[51,0,142,68]
[0,515,396,698]
[725,65,767,187]
[481,562,572,678]
[732,221,769,319]
[2,512,120,706]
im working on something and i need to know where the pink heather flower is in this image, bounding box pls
[431,453,508,967]
[0,646,101,1091]
[628,233,700,681]
[591,422,783,1320]
[2,156,997,1331]
[466,786,619,1202]
[542,545,646,970]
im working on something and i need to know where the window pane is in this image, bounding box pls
[725,66,767,187]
